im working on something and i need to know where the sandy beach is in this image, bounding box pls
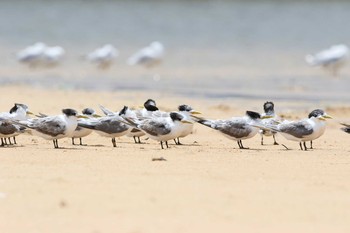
[0,85,350,233]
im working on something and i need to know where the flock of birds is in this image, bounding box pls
[16,41,349,75]
[17,41,164,69]
[1,99,349,150]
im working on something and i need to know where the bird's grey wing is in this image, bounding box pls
[99,105,115,116]
[0,121,20,135]
[95,119,129,134]
[140,120,171,136]
[30,117,66,137]
[215,119,252,138]
[279,121,313,138]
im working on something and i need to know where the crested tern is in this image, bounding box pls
[193,111,266,149]
[71,108,100,146]
[123,112,192,149]
[253,109,332,151]
[0,103,33,145]
[15,109,82,148]
[259,101,279,145]
[78,106,132,147]
[305,44,349,76]
[127,41,164,68]
[173,104,201,145]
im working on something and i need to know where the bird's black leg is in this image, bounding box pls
[112,138,116,147]
[165,141,169,148]
[177,138,182,145]
[13,137,17,144]
[303,141,308,151]
[299,142,303,150]
[79,138,83,146]
[273,135,279,145]
[133,136,137,144]
[72,138,75,145]
[8,137,12,145]
[261,136,264,145]
[3,138,8,145]
[310,141,313,149]
[173,139,178,145]
[53,139,59,149]
[0,138,4,147]
[137,137,141,143]
[160,141,164,149]
[237,141,242,149]
[239,140,249,149]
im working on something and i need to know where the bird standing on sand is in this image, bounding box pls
[259,101,279,146]
[78,106,133,147]
[71,108,100,146]
[252,109,332,151]
[0,103,33,145]
[15,109,83,148]
[193,111,268,149]
[122,112,193,149]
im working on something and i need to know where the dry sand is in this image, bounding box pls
[1,85,350,233]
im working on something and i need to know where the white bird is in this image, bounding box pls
[259,101,279,145]
[78,106,133,147]
[193,111,267,149]
[127,41,164,68]
[42,46,65,65]
[123,112,192,149]
[17,42,46,65]
[87,44,118,68]
[15,109,82,148]
[305,44,349,76]
[253,109,332,151]
[71,108,100,146]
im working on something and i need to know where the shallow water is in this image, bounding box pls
[1,0,350,103]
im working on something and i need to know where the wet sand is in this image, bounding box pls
[1,85,350,233]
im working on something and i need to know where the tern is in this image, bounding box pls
[192,111,266,149]
[87,44,118,69]
[253,109,332,150]
[127,41,164,68]
[173,105,201,145]
[15,109,83,148]
[78,106,132,147]
[259,101,279,145]
[0,103,33,145]
[72,108,100,146]
[123,112,192,149]
[305,44,349,76]
[17,42,46,66]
